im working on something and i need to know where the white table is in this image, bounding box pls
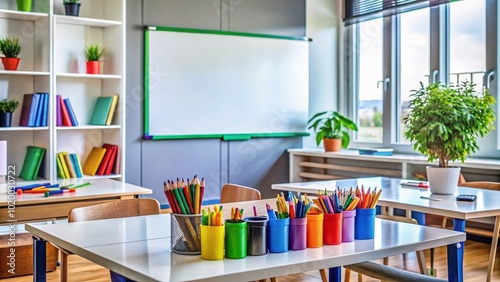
[26,201,465,282]
[0,178,152,222]
[272,176,500,282]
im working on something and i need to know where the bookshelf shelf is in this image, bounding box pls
[57,125,121,130]
[0,9,48,21]
[0,127,48,131]
[0,71,50,76]
[55,15,122,28]
[56,73,122,80]
[0,0,126,183]
[81,174,122,180]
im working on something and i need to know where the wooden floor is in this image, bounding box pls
[4,240,500,282]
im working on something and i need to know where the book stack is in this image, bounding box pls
[89,95,118,125]
[19,146,46,180]
[56,95,79,126]
[56,152,83,179]
[82,144,119,176]
[19,93,49,127]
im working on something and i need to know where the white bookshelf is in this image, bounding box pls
[0,0,125,182]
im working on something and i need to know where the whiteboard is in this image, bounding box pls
[144,27,309,140]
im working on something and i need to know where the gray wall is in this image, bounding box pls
[126,0,307,206]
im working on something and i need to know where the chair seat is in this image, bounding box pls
[344,261,446,282]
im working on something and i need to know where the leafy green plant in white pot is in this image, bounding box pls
[404,81,495,194]
[307,111,358,152]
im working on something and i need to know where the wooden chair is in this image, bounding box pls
[61,198,161,282]
[344,215,427,282]
[220,183,262,203]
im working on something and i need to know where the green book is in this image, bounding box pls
[19,146,46,180]
[89,96,114,125]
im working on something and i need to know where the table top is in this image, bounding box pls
[0,178,152,207]
[272,177,500,220]
[26,205,465,282]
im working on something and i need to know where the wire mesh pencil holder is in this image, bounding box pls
[171,213,202,255]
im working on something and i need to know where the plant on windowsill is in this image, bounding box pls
[307,111,358,152]
[404,81,495,194]
[0,37,21,71]
[63,0,81,17]
[83,44,105,75]
[0,98,20,127]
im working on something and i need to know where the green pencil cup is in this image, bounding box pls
[225,220,247,259]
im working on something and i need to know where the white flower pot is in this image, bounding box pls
[426,166,461,195]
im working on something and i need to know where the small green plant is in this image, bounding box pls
[0,37,21,58]
[63,0,80,3]
[307,111,358,148]
[0,99,19,113]
[404,81,495,167]
[83,44,105,62]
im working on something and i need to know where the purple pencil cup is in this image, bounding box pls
[341,210,356,242]
[289,217,307,250]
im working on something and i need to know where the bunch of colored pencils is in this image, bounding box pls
[356,186,382,209]
[266,193,289,220]
[202,204,223,226]
[314,188,359,212]
[289,192,313,218]
[164,175,205,214]
[229,207,244,222]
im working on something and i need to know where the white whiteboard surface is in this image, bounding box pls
[144,27,309,140]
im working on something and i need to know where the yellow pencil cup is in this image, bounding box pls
[201,224,225,260]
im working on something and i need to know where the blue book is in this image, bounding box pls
[41,93,49,126]
[27,93,41,127]
[34,93,45,127]
[70,153,82,178]
[64,98,79,126]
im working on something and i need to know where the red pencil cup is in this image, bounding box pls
[323,212,342,245]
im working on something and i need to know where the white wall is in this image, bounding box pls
[305,0,341,148]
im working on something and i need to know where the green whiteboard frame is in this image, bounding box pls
[143,26,310,141]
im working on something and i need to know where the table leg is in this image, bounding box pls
[328,266,341,282]
[32,235,47,282]
[411,211,426,225]
[447,218,465,282]
[486,215,500,282]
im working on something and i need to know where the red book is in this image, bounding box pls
[96,147,113,175]
[60,96,72,126]
[102,143,118,175]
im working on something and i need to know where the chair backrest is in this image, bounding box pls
[68,198,161,222]
[458,181,500,191]
[220,183,261,203]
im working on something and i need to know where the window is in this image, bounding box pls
[345,0,498,157]
[356,19,384,143]
[399,8,430,143]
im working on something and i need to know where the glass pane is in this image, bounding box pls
[356,18,383,143]
[450,0,485,91]
[400,8,430,143]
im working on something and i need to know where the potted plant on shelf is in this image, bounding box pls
[404,81,495,194]
[63,0,81,17]
[16,0,32,12]
[0,37,21,71]
[0,98,19,127]
[307,111,358,152]
[83,44,105,75]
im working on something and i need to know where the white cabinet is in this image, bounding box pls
[0,0,125,182]
[288,148,500,183]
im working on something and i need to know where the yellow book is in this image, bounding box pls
[82,147,107,176]
[63,152,76,178]
[105,95,118,126]
[57,153,70,178]
[56,154,65,178]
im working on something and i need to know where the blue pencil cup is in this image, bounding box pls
[354,208,376,240]
[268,218,289,253]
